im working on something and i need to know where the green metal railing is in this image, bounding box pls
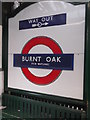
[2,93,86,119]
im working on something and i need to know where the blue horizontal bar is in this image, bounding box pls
[19,13,66,30]
[14,54,74,70]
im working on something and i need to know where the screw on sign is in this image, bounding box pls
[21,36,62,85]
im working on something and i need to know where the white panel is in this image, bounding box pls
[0,71,4,95]
[9,21,85,54]
[8,1,85,100]
[0,25,2,68]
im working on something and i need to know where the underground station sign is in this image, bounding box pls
[8,1,85,99]
[14,36,74,85]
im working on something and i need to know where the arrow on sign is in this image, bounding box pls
[32,22,48,28]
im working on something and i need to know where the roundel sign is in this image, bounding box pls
[21,36,62,85]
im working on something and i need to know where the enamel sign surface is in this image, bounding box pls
[8,1,85,100]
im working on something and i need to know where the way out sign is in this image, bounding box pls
[8,1,85,100]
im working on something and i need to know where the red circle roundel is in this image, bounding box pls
[21,36,62,85]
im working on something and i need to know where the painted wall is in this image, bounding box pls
[0,1,4,97]
[0,25,4,96]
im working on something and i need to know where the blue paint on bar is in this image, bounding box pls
[19,13,66,30]
[14,54,74,70]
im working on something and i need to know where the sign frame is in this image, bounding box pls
[2,2,90,113]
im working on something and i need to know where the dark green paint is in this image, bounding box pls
[84,2,90,119]
[2,93,86,119]
[2,2,90,119]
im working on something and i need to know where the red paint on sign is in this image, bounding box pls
[22,36,62,85]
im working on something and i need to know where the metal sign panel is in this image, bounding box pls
[8,1,85,100]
